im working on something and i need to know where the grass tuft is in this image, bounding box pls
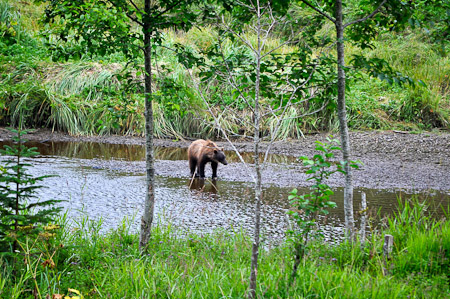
[1,1,450,137]
[1,197,449,298]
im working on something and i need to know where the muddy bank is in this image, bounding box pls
[1,127,449,192]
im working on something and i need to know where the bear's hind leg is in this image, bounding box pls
[189,158,198,177]
[198,159,207,179]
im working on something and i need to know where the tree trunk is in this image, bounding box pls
[249,136,262,299]
[249,67,262,299]
[249,120,262,299]
[249,3,262,298]
[335,0,355,240]
[140,0,155,251]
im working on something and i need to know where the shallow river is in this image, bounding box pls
[1,141,449,243]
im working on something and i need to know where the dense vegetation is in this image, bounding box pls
[1,198,449,298]
[0,0,449,139]
[1,1,449,297]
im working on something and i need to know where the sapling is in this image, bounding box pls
[0,128,61,259]
[286,137,359,286]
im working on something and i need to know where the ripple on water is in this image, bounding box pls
[0,140,448,243]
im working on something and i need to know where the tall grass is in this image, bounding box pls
[0,0,26,42]
[347,33,450,129]
[1,197,449,298]
[10,83,82,134]
[45,63,121,102]
[2,0,450,137]
[267,106,305,139]
[6,0,45,32]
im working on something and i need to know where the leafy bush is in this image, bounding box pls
[0,0,23,45]
[0,128,62,255]
[287,137,360,285]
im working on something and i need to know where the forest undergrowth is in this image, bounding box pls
[1,197,449,298]
[1,0,449,139]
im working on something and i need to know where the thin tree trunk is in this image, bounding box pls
[249,136,262,299]
[140,0,155,251]
[249,2,262,298]
[13,143,20,255]
[249,70,262,299]
[335,0,355,240]
[360,191,367,246]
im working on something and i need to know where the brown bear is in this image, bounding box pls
[188,139,228,179]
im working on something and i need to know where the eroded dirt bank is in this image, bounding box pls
[1,127,449,192]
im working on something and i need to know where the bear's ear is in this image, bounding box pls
[221,147,224,151]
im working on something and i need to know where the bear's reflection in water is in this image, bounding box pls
[189,178,218,194]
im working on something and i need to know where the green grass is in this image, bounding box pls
[1,198,449,298]
[1,0,450,139]
[346,33,450,130]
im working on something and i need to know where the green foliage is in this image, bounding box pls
[0,0,449,137]
[344,0,414,49]
[38,0,141,62]
[38,0,205,65]
[0,0,45,62]
[409,0,450,51]
[394,87,444,128]
[0,60,148,135]
[193,7,339,141]
[288,140,340,246]
[30,0,213,141]
[200,42,336,112]
[344,75,398,130]
[0,0,25,45]
[1,198,449,298]
[1,81,81,133]
[267,106,305,139]
[385,197,450,289]
[350,54,417,87]
[287,137,360,284]
[83,92,145,136]
[154,76,201,119]
[360,34,450,128]
[0,128,62,255]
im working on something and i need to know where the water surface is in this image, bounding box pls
[1,140,448,242]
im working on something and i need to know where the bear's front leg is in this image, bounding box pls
[211,161,218,179]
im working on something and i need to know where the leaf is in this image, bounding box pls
[67,288,83,299]
[302,160,314,167]
[417,79,427,87]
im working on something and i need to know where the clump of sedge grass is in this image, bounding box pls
[2,197,449,298]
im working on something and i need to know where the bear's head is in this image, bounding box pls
[213,148,228,165]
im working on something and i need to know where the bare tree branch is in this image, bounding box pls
[220,15,257,54]
[344,0,387,28]
[186,68,257,182]
[235,0,256,11]
[262,60,319,117]
[129,0,143,14]
[106,0,144,26]
[260,4,277,52]
[299,0,336,23]
[217,36,256,115]
[154,0,184,19]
